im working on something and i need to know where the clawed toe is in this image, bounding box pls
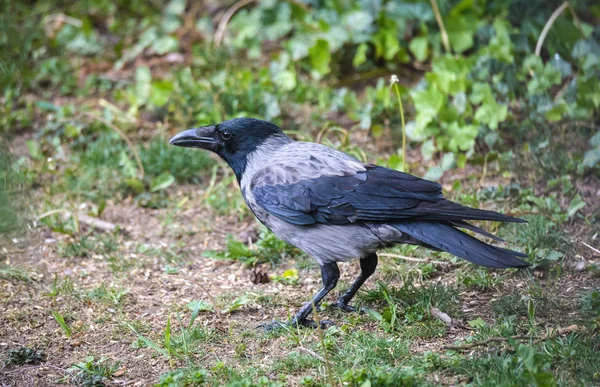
[330,301,356,312]
[258,318,335,331]
[330,301,369,314]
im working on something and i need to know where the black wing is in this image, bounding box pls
[252,164,521,226]
[252,165,502,225]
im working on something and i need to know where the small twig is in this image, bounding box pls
[566,2,585,36]
[77,213,120,233]
[390,75,407,172]
[1,364,72,375]
[443,325,582,350]
[42,13,83,28]
[430,307,465,328]
[580,240,600,256]
[297,346,326,363]
[443,335,532,350]
[35,208,71,222]
[82,112,145,179]
[189,278,221,318]
[378,253,454,266]
[214,0,309,47]
[35,208,80,234]
[430,0,451,53]
[535,2,570,57]
[214,0,257,47]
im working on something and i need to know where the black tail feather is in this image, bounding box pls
[448,220,505,242]
[392,221,530,268]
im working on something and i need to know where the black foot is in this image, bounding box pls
[330,301,368,314]
[258,318,335,331]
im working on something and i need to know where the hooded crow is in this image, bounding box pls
[170,118,529,328]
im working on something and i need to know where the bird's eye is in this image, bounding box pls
[220,131,232,141]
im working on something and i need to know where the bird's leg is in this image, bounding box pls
[291,261,339,327]
[331,252,378,313]
[261,262,339,330]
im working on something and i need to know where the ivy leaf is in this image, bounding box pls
[488,19,513,63]
[471,83,507,130]
[583,147,600,168]
[420,139,436,161]
[446,14,477,53]
[475,102,507,130]
[150,173,175,192]
[374,28,400,61]
[353,43,369,67]
[149,80,174,107]
[225,235,253,258]
[567,194,586,218]
[135,66,151,105]
[186,300,214,313]
[273,70,296,91]
[445,122,478,152]
[409,36,428,62]
[308,39,331,75]
[544,102,567,122]
[411,87,445,119]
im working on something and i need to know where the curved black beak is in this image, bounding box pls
[169,126,216,150]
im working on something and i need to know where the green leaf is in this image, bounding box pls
[165,0,186,15]
[471,83,507,130]
[544,102,567,122]
[164,314,172,354]
[423,166,443,181]
[308,39,331,75]
[445,122,478,152]
[488,19,513,63]
[567,194,586,218]
[26,140,42,160]
[150,80,174,107]
[125,178,144,194]
[273,70,296,91]
[353,43,369,67]
[411,87,445,122]
[374,28,400,61]
[446,14,477,53]
[186,300,214,313]
[223,294,250,314]
[365,308,383,321]
[441,152,456,171]
[583,147,600,168]
[135,66,152,105]
[150,173,175,192]
[126,323,169,358]
[225,235,253,258]
[52,311,72,338]
[151,36,179,55]
[420,139,436,161]
[468,317,487,328]
[409,36,428,62]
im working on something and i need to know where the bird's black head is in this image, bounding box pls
[169,118,289,180]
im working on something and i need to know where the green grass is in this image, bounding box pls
[4,347,46,366]
[67,356,121,386]
[2,0,598,385]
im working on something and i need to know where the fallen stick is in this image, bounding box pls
[443,325,582,350]
[379,253,455,266]
[430,307,466,328]
[297,346,326,363]
[77,213,120,233]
